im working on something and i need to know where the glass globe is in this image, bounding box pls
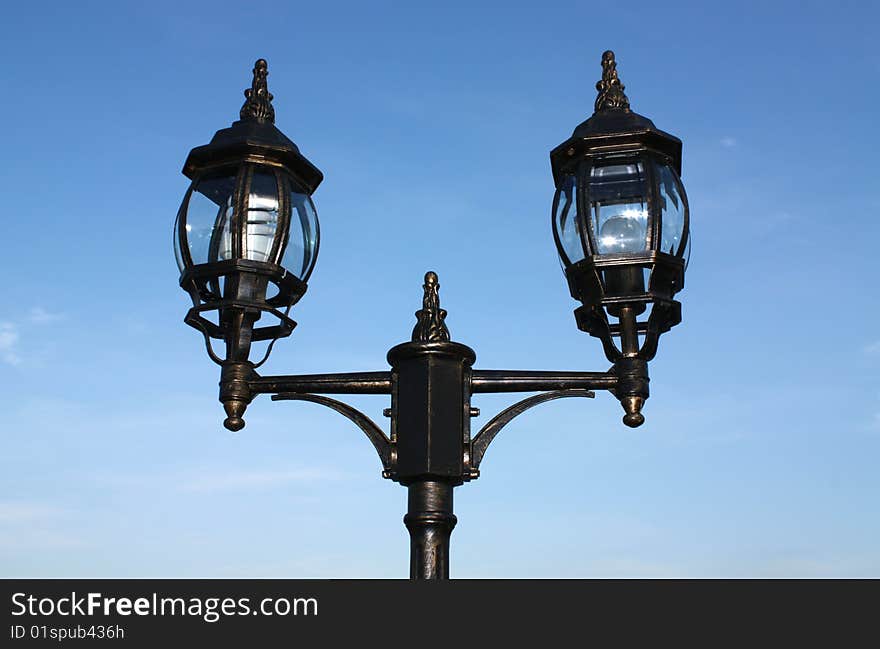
[283,187,319,281]
[174,168,320,282]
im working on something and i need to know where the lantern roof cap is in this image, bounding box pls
[182,59,323,193]
[570,108,661,139]
[550,51,682,184]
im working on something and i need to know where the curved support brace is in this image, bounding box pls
[271,393,393,470]
[470,389,595,469]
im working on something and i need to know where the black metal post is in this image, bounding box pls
[405,480,456,580]
[617,305,640,356]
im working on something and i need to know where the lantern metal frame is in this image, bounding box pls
[173,53,690,579]
[550,52,689,368]
[176,60,322,370]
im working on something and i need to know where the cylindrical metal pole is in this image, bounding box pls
[618,305,640,356]
[404,480,456,580]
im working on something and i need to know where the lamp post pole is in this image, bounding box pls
[174,52,690,579]
[406,481,455,580]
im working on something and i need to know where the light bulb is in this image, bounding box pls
[598,210,647,254]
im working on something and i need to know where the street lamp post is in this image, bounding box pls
[173,52,690,579]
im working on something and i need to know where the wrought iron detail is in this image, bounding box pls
[594,50,630,112]
[411,271,450,343]
[470,389,594,468]
[240,58,276,123]
[271,392,393,471]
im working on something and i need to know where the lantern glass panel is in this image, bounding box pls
[587,161,648,255]
[683,232,691,269]
[553,174,584,265]
[173,208,184,272]
[282,182,319,281]
[655,161,687,256]
[244,171,281,263]
[182,171,237,266]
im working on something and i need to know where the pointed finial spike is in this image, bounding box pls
[594,49,630,113]
[412,271,451,343]
[240,58,276,123]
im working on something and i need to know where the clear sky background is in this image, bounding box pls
[1,0,878,577]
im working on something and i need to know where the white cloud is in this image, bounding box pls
[0,502,59,523]
[179,468,350,493]
[28,307,65,324]
[0,503,85,557]
[0,307,67,366]
[863,340,880,355]
[585,557,681,578]
[720,136,737,148]
[0,322,20,365]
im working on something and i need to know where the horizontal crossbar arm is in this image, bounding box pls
[471,370,618,393]
[251,369,618,397]
[250,371,393,395]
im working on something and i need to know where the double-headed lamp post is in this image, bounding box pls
[173,52,690,579]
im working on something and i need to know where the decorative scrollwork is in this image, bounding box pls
[470,389,594,468]
[411,271,450,343]
[240,58,276,123]
[271,393,392,470]
[594,50,630,113]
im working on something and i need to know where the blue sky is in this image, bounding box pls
[1,0,878,577]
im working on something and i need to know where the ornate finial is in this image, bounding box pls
[412,271,451,343]
[240,58,276,123]
[594,50,630,113]
[621,395,645,428]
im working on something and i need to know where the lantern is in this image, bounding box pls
[550,51,690,425]
[174,59,322,429]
